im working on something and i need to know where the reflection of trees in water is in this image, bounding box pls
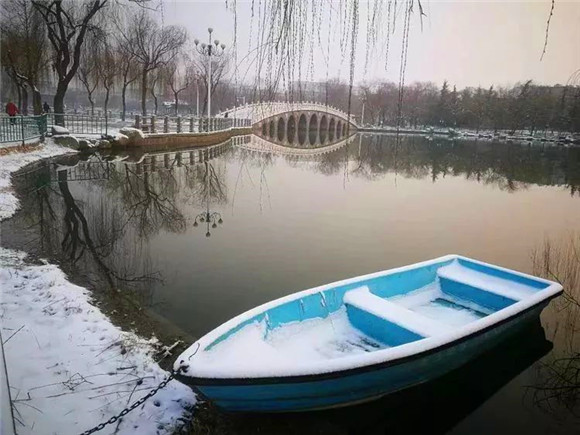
[233,134,580,194]
[121,165,186,238]
[11,147,231,302]
[531,234,580,419]
[349,135,580,194]
[229,148,273,213]
[55,166,160,292]
[8,157,161,306]
[315,146,349,177]
[199,161,227,205]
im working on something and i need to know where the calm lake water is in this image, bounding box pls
[3,133,580,434]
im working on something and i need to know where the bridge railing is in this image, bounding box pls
[135,115,251,134]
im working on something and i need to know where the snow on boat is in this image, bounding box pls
[174,255,562,412]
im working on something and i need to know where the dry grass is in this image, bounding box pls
[531,233,580,418]
[0,142,42,156]
[533,234,580,307]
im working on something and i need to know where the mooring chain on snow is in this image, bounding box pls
[79,366,186,435]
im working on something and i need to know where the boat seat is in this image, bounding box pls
[437,262,535,301]
[344,286,451,346]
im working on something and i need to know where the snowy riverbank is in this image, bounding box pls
[0,141,195,434]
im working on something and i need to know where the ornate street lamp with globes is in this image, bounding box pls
[194,28,226,131]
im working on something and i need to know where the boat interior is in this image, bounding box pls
[203,257,551,363]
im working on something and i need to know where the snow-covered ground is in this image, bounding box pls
[0,140,195,434]
[0,142,75,221]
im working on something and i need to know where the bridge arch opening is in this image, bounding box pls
[328,118,335,142]
[319,115,328,144]
[287,115,296,144]
[277,117,285,141]
[298,114,307,146]
[269,120,275,138]
[342,123,347,137]
[308,114,318,146]
[336,120,342,139]
[261,122,267,137]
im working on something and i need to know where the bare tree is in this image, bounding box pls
[119,10,186,115]
[165,57,190,116]
[117,46,140,120]
[0,0,48,114]
[77,34,100,115]
[149,69,161,115]
[194,53,230,115]
[98,39,118,114]
[31,0,109,121]
[2,63,28,114]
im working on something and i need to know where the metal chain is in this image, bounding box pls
[79,368,182,435]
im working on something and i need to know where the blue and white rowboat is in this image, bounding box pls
[174,255,562,412]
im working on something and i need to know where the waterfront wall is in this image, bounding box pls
[129,127,252,151]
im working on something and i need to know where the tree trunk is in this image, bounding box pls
[89,94,95,116]
[141,67,148,116]
[104,88,110,113]
[32,89,42,115]
[26,82,43,115]
[174,91,179,116]
[150,86,158,115]
[16,85,22,114]
[53,82,67,125]
[121,83,128,121]
[21,86,29,115]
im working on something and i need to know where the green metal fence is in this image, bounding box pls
[46,113,108,136]
[0,115,47,145]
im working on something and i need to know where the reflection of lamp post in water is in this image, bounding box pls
[194,28,226,131]
[193,210,223,237]
[193,161,223,237]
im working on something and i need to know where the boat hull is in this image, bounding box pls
[177,299,550,412]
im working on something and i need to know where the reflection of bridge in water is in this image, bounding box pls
[233,134,356,158]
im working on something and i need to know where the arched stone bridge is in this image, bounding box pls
[218,101,358,147]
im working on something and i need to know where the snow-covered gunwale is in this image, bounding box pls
[174,255,562,412]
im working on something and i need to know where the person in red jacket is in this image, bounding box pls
[5,102,19,125]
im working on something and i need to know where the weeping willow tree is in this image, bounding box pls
[218,0,560,132]
[222,0,424,127]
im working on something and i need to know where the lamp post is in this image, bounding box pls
[195,75,200,118]
[194,28,226,131]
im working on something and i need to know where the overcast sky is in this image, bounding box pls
[162,0,580,89]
